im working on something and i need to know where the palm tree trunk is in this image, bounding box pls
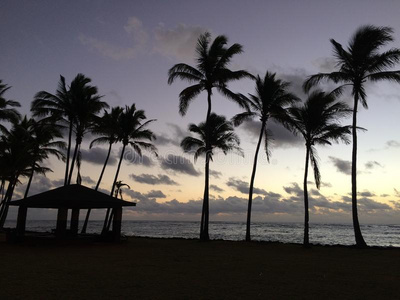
[303,145,310,247]
[200,90,212,241]
[67,138,80,185]
[351,94,367,248]
[81,142,113,234]
[0,179,5,200]
[200,153,210,241]
[246,122,265,242]
[64,121,73,186]
[103,143,126,233]
[0,177,17,229]
[24,163,35,198]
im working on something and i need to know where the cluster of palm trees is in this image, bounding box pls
[0,25,398,247]
[0,75,158,234]
[170,25,400,247]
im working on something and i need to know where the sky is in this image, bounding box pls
[1,0,400,224]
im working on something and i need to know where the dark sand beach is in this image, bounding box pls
[0,237,399,299]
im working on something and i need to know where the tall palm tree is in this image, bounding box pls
[303,25,400,247]
[181,113,242,241]
[232,72,299,242]
[23,119,66,198]
[66,76,108,185]
[287,90,351,246]
[81,107,123,234]
[114,181,130,199]
[102,104,157,232]
[168,33,253,235]
[32,74,107,186]
[0,80,21,133]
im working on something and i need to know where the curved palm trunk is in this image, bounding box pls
[64,121,73,186]
[246,122,265,242]
[351,94,367,248]
[103,143,126,233]
[303,145,310,247]
[81,142,113,234]
[24,163,36,198]
[200,90,212,241]
[67,138,80,185]
[0,177,17,228]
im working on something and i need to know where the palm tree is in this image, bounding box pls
[23,119,66,198]
[102,104,157,232]
[81,107,123,234]
[31,74,107,186]
[168,32,254,121]
[0,80,21,133]
[0,117,36,228]
[303,25,400,247]
[114,180,130,200]
[181,113,242,241]
[232,72,299,242]
[66,75,108,185]
[287,90,351,246]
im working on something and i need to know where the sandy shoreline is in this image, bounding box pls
[0,236,399,299]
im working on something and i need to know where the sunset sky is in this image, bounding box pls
[1,0,400,224]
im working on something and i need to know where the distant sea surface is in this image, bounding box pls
[4,220,400,247]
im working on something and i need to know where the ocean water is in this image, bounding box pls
[4,220,400,247]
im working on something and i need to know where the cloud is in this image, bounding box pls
[358,190,376,197]
[329,156,351,175]
[386,140,400,148]
[160,154,201,176]
[153,23,208,62]
[210,170,222,179]
[154,123,188,147]
[123,148,155,167]
[79,17,148,60]
[241,120,302,149]
[307,181,332,188]
[311,57,337,73]
[145,190,166,199]
[365,161,383,170]
[81,147,117,166]
[81,176,96,185]
[129,173,178,185]
[226,177,268,196]
[210,184,224,193]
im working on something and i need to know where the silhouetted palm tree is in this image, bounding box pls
[81,107,123,234]
[303,25,400,247]
[32,74,107,186]
[181,113,242,241]
[102,104,157,232]
[0,80,21,133]
[66,75,107,185]
[287,90,351,246]
[24,119,66,198]
[114,180,130,200]
[233,72,299,242]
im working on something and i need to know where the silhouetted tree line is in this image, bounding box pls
[1,25,399,247]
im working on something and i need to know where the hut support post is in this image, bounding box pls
[70,208,80,235]
[112,207,122,241]
[16,205,27,236]
[56,207,68,237]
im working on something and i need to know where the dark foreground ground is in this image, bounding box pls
[0,237,399,299]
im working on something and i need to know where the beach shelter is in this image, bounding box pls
[9,184,136,240]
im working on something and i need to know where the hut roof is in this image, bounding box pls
[10,184,136,209]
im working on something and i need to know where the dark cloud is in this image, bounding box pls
[145,190,166,199]
[210,184,224,193]
[226,177,268,196]
[329,156,351,175]
[210,170,222,179]
[123,148,155,167]
[81,176,96,185]
[307,181,332,188]
[365,161,383,170]
[154,123,188,147]
[81,147,117,166]
[129,173,178,185]
[241,120,302,149]
[311,57,337,73]
[160,154,201,176]
[358,191,376,197]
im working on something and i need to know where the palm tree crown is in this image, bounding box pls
[0,80,21,133]
[168,32,254,116]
